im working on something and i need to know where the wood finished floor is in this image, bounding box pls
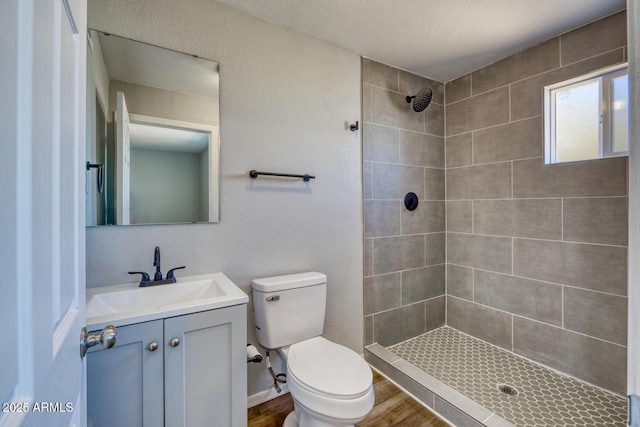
[248,370,449,427]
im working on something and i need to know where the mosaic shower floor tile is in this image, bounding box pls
[388,327,626,426]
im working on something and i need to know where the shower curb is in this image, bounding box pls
[365,343,515,427]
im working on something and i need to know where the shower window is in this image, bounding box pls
[544,63,629,165]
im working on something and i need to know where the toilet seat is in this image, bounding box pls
[285,337,375,422]
[287,337,372,399]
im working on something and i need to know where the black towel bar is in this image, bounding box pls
[249,170,315,182]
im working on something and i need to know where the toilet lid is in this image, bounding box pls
[287,337,372,399]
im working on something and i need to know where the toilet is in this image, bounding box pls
[252,272,375,427]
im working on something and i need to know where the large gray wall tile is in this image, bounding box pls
[373,162,425,200]
[445,74,471,104]
[371,86,424,132]
[473,117,543,164]
[401,201,445,235]
[363,161,372,200]
[447,201,473,233]
[425,296,446,332]
[447,297,513,350]
[563,286,628,345]
[447,162,512,200]
[364,238,373,277]
[363,123,399,162]
[472,38,560,94]
[513,239,627,295]
[473,199,562,239]
[560,11,627,65]
[446,133,472,167]
[447,264,473,300]
[563,197,628,246]
[364,200,400,238]
[512,157,627,198]
[373,302,426,346]
[425,102,444,136]
[364,315,373,346]
[373,235,425,274]
[474,270,562,326]
[363,58,398,90]
[402,265,445,304]
[399,131,444,168]
[426,233,446,266]
[446,86,509,135]
[447,233,512,273]
[513,316,626,395]
[510,49,625,120]
[399,70,444,105]
[363,83,372,122]
[425,168,445,200]
[364,272,401,315]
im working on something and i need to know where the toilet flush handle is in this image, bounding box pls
[266,295,280,302]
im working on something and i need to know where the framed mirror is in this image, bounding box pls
[86,30,220,226]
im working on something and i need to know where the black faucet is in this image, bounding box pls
[128,246,186,287]
[153,246,163,281]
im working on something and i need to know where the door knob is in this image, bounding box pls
[148,342,159,352]
[80,325,117,358]
[169,338,180,347]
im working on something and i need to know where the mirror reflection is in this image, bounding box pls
[86,30,220,226]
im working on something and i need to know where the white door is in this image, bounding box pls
[116,91,131,225]
[0,0,87,426]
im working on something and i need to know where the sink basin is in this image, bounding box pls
[86,272,248,330]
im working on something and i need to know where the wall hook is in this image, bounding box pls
[349,121,359,132]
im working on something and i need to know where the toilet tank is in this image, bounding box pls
[252,272,327,349]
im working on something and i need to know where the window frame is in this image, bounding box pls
[544,63,629,165]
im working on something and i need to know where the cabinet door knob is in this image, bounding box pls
[169,338,180,347]
[148,342,158,352]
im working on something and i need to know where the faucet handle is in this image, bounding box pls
[166,266,186,280]
[128,271,151,285]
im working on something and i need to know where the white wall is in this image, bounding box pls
[109,80,219,127]
[86,0,363,397]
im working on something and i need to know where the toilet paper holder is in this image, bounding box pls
[247,344,263,363]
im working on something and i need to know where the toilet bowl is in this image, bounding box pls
[282,337,375,427]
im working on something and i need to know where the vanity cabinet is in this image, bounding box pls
[87,304,247,427]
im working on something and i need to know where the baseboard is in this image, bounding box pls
[247,384,290,408]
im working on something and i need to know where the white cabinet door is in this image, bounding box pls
[164,305,247,427]
[87,320,164,427]
[0,1,87,425]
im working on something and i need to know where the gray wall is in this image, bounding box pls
[86,0,362,398]
[444,11,628,395]
[130,148,203,224]
[362,59,446,347]
[109,80,219,127]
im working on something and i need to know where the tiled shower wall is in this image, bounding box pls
[444,11,628,395]
[362,60,446,347]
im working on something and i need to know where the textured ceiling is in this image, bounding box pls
[215,0,626,82]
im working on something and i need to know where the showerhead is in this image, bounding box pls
[406,88,433,112]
